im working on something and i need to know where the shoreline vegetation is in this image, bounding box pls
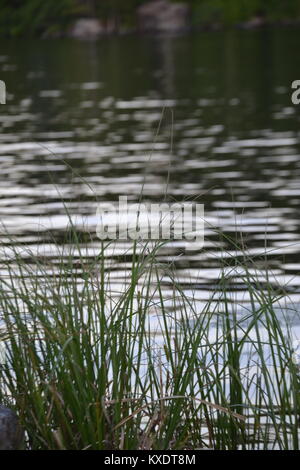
[0,215,299,449]
[1,2,300,451]
[1,0,300,38]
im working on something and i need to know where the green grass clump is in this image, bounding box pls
[0,227,299,450]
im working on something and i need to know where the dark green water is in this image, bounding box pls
[1,29,300,316]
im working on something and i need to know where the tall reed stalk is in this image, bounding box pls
[0,224,299,450]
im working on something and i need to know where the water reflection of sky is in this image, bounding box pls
[0,31,300,325]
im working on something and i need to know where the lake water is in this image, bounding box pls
[1,29,300,328]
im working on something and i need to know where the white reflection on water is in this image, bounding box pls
[0,51,300,334]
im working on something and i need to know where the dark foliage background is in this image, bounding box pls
[0,0,299,36]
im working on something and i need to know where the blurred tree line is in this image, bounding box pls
[188,0,300,25]
[0,0,299,36]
